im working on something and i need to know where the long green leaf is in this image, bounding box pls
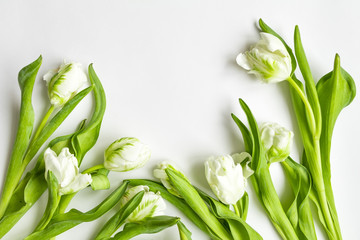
[198,189,262,240]
[294,26,322,138]
[24,181,129,240]
[282,158,317,240]
[0,56,42,218]
[178,221,192,240]
[111,216,180,240]
[72,64,106,163]
[316,54,356,238]
[166,168,233,240]
[95,191,144,240]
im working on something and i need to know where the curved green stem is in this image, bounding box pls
[31,105,55,143]
[286,77,317,138]
[233,204,240,217]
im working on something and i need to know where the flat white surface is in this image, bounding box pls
[0,1,359,239]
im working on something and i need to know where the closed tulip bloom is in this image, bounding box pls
[153,161,185,197]
[43,62,87,107]
[205,154,253,205]
[236,32,292,83]
[104,137,151,172]
[120,185,166,222]
[44,148,92,195]
[260,122,293,163]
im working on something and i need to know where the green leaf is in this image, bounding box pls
[316,54,356,238]
[198,189,262,240]
[258,19,297,74]
[294,26,322,138]
[0,56,42,218]
[111,216,180,240]
[33,171,61,232]
[71,64,106,163]
[178,221,192,240]
[127,179,221,240]
[24,181,129,240]
[165,168,233,240]
[281,158,317,240]
[231,113,253,153]
[95,191,144,240]
[236,192,249,220]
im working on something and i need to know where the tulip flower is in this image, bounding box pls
[120,185,166,222]
[236,32,292,83]
[259,122,293,163]
[104,137,151,172]
[44,147,92,195]
[205,154,253,205]
[43,62,88,108]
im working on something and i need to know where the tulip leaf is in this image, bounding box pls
[316,54,356,237]
[24,181,129,240]
[0,56,42,219]
[281,157,316,240]
[178,221,192,240]
[231,113,253,153]
[258,19,296,74]
[95,191,144,240]
[71,64,106,163]
[236,192,249,220]
[294,26,322,137]
[165,168,233,240]
[111,216,180,240]
[33,171,61,232]
[127,179,219,239]
[197,189,262,240]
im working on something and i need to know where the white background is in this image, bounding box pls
[0,0,359,239]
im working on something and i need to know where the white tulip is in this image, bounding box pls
[205,154,253,205]
[43,62,87,107]
[236,32,292,83]
[44,148,92,195]
[120,185,166,222]
[104,137,151,172]
[260,122,294,163]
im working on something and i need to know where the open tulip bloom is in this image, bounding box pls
[234,19,356,240]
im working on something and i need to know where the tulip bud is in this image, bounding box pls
[205,154,253,205]
[236,32,292,83]
[44,148,92,195]
[153,161,185,197]
[104,137,151,172]
[260,122,293,163]
[120,185,166,222]
[43,62,88,107]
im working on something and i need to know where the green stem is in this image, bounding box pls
[286,77,317,138]
[82,164,105,174]
[31,105,55,143]
[313,140,337,239]
[233,204,240,217]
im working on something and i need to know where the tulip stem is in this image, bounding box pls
[286,77,317,138]
[82,164,105,174]
[32,105,55,143]
[233,204,240,217]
